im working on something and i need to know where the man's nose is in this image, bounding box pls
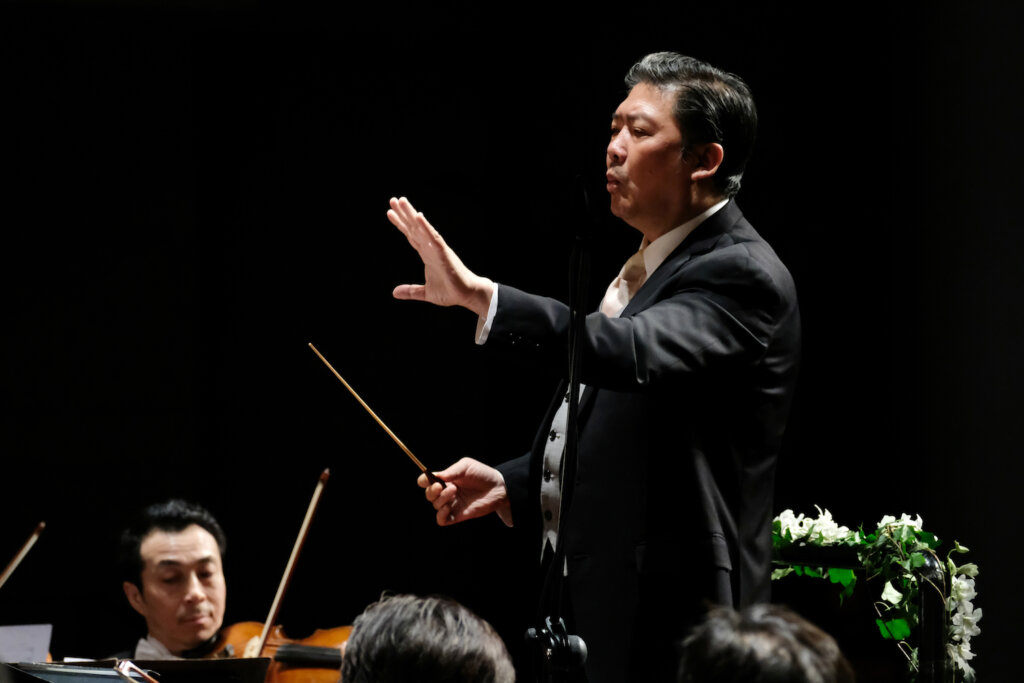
[607,136,626,165]
[183,574,207,602]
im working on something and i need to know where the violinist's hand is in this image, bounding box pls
[387,197,494,317]
[418,457,511,527]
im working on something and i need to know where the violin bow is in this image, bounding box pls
[0,521,45,592]
[249,469,330,658]
[114,659,160,683]
[308,343,446,488]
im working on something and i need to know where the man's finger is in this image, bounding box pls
[392,197,420,225]
[436,504,455,526]
[393,284,426,301]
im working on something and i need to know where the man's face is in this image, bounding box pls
[122,524,226,655]
[606,82,690,237]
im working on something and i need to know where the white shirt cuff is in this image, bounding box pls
[495,469,513,527]
[475,283,499,345]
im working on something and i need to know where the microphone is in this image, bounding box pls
[525,616,588,682]
[529,172,597,683]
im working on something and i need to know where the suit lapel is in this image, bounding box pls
[577,202,745,415]
[620,200,742,316]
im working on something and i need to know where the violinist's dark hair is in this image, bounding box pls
[341,593,515,683]
[117,498,227,588]
[624,51,757,199]
[677,603,856,683]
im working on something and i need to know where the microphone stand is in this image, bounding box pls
[526,175,594,683]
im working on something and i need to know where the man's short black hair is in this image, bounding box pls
[677,603,856,683]
[625,51,758,199]
[117,498,227,589]
[341,593,515,683]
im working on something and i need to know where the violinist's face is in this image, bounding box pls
[123,524,227,655]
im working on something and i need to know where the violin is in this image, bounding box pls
[208,470,351,683]
[212,621,351,683]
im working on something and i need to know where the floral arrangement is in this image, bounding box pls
[772,507,981,682]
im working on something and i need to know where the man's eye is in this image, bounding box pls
[632,128,649,137]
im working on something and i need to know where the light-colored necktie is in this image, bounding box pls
[600,248,647,316]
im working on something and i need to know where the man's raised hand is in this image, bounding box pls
[388,197,493,317]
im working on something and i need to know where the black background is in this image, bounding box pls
[2,1,1021,679]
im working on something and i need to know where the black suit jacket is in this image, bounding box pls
[491,201,801,682]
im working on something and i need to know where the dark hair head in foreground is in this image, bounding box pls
[677,603,856,683]
[341,593,515,683]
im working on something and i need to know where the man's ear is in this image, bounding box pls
[688,142,725,182]
[123,581,147,616]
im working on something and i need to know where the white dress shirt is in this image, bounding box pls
[133,635,181,660]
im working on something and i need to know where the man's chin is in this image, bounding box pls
[173,627,221,656]
[183,618,220,641]
[608,197,630,221]
[197,627,219,642]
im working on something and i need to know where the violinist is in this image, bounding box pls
[115,499,228,660]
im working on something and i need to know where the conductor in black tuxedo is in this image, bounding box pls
[386,51,801,682]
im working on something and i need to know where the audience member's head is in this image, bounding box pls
[677,603,855,683]
[340,593,515,683]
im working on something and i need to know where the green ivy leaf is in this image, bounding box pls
[827,567,856,588]
[881,580,904,604]
[794,565,823,579]
[771,567,794,580]
[885,618,912,641]
[918,530,939,548]
[895,525,916,544]
[823,567,856,604]
[876,618,894,640]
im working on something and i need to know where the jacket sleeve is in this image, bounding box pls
[495,451,533,528]
[487,241,797,392]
